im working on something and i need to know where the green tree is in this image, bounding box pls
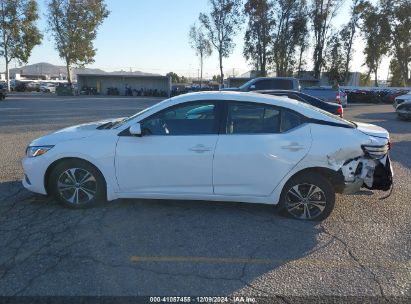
[199,0,243,85]
[243,0,275,76]
[189,24,212,88]
[360,1,390,87]
[47,0,109,85]
[324,31,345,84]
[340,0,364,84]
[389,0,411,86]
[294,0,309,77]
[359,72,372,86]
[273,0,308,76]
[166,72,180,83]
[310,0,343,79]
[389,58,404,87]
[180,76,187,83]
[212,74,222,83]
[0,0,42,91]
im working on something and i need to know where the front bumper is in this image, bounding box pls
[341,154,393,194]
[21,157,49,195]
[397,107,411,118]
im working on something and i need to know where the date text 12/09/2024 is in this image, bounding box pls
[149,296,257,303]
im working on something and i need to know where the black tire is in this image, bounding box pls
[397,113,410,121]
[49,160,106,208]
[279,172,335,221]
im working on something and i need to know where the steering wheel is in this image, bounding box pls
[142,118,169,135]
[159,119,169,134]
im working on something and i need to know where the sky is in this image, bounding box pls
[3,0,390,79]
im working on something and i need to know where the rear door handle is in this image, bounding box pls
[281,143,305,152]
[190,144,212,153]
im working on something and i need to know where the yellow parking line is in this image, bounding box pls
[129,256,411,268]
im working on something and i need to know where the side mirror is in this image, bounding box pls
[249,84,256,90]
[129,123,142,136]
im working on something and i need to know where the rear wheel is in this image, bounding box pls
[279,172,335,221]
[397,113,410,121]
[49,160,106,208]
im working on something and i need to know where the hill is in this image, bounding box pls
[8,62,159,79]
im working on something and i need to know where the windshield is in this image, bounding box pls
[239,79,256,90]
[113,98,172,128]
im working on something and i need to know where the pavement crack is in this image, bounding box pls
[319,223,390,302]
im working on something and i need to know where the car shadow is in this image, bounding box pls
[0,180,322,296]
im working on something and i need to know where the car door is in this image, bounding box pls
[213,101,312,197]
[115,101,221,194]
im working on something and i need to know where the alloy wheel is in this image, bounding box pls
[285,183,327,220]
[57,168,97,205]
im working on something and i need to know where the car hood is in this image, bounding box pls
[355,122,389,139]
[29,118,122,146]
[396,94,411,101]
[398,100,411,106]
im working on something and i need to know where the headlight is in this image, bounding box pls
[26,146,54,158]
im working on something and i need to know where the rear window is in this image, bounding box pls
[254,79,293,90]
[295,93,325,107]
[296,102,355,128]
[240,79,295,91]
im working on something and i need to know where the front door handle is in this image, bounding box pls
[190,144,212,153]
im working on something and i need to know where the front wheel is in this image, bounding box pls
[279,172,335,221]
[49,160,106,208]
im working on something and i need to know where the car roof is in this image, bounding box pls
[254,89,300,94]
[251,77,298,81]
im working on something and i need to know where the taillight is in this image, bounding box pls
[362,144,389,159]
[337,106,343,117]
[336,90,341,103]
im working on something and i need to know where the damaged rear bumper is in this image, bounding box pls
[341,154,393,194]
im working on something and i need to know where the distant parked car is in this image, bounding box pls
[221,77,301,92]
[346,89,382,103]
[382,90,408,104]
[0,83,7,100]
[393,90,411,108]
[302,86,347,107]
[15,81,40,92]
[396,100,411,120]
[255,90,344,117]
[40,83,56,93]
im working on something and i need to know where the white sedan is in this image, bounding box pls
[22,92,393,221]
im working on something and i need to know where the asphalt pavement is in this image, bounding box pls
[0,93,410,301]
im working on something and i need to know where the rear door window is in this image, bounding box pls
[225,102,304,134]
[226,103,281,134]
[281,110,302,132]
